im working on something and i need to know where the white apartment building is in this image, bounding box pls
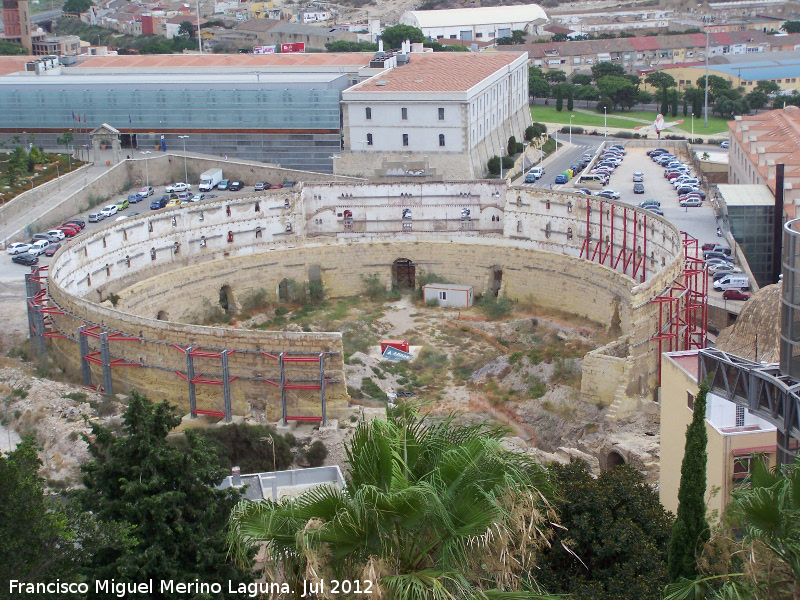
[400,6,548,42]
[338,51,531,180]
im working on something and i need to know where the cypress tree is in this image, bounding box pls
[556,85,563,112]
[661,87,669,115]
[667,380,710,581]
[683,95,688,116]
[671,89,679,117]
[567,88,574,112]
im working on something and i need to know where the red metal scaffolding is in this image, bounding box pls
[579,199,648,282]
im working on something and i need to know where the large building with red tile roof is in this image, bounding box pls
[338,51,530,179]
[728,106,800,208]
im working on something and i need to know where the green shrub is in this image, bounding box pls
[615,131,634,139]
[283,432,297,447]
[487,156,515,175]
[560,126,584,134]
[63,391,87,402]
[305,440,328,468]
[528,375,547,399]
[191,423,293,473]
[477,294,514,319]
[360,377,384,399]
[240,288,269,314]
[274,306,289,316]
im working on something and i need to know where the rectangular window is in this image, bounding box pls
[402,133,408,146]
[735,404,745,427]
[438,291,446,300]
[438,107,444,120]
[365,107,371,120]
[401,107,408,120]
[687,391,694,410]
[366,133,373,146]
[439,134,445,147]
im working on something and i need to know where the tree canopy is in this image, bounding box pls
[596,75,638,110]
[76,390,253,588]
[591,62,625,81]
[380,24,425,49]
[62,0,92,14]
[228,407,560,600]
[0,40,27,55]
[645,71,677,90]
[667,381,710,581]
[538,460,674,600]
[782,20,800,33]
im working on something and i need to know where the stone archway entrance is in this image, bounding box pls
[606,450,626,470]
[219,285,235,314]
[490,266,503,297]
[277,278,289,302]
[393,258,416,289]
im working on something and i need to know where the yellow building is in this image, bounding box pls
[659,350,777,520]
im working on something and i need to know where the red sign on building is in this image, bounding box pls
[280,42,305,53]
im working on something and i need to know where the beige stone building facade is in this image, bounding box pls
[659,350,777,520]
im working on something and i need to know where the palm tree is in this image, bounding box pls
[662,456,800,600]
[228,407,561,600]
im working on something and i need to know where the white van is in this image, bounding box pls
[714,274,749,291]
[578,174,607,189]
[28,240,49,255]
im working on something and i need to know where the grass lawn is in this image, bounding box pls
[530,105,731,136]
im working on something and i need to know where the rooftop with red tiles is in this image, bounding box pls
[345,51,526,94]
[72,53,373,70]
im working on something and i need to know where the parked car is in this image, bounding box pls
[643,206,664,216]
[44,242,62,257]
[57,225,79,237]
[633,183,645,194]
[32,233,59,243]
[7,242,31,255]
[217,180,230,191]
[88,212,105,223]
[722,288,749,300]
[28,240,49,255]
[595,190,620,199]
[115,198,130,211]
[254,182,267,191]
[270,183,283,190]
[282,181,296,188]
[720,140,730,149]
[140,186,154,197]
[63,219,85,229]
[680,198,703,207]
[229,181,244,191]
[713,268,743,280]
[150,196,169,210]
[177,191,191,202]
[166,198,181,208]
[46,229,66,241]
[529,166,545,179]
[639,199,661,208]
[165,182,190,193]
[554,174,568,184]
[127,193,144,204]
[676,185,700,195]
[100,204,118,218]
[189,194,206,202]
[632,172,644,182]
[705,250,732,261]
[714,274,749,291]
[647,148,670,157]
[12,253,38,266]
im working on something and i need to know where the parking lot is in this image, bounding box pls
[554,144,747,307]
[4,178,288,273]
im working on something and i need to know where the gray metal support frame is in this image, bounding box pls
[280,351,287,426]
[79,326,92,387]
[319,352,326,426]
[100,332,113,395]
[32,305,47,358]
[186,346,196,418]
[221,350,232,423]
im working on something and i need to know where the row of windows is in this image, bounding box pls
[363,133,446,147]
[365,106,446,121]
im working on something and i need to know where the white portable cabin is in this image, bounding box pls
[422,283,474,308]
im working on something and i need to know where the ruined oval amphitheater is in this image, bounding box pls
[40,171,688,422]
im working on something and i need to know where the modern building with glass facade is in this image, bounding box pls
[0,54,376,172]
[718,184,776,288]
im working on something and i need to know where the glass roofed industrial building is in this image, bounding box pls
[0,54,371,172]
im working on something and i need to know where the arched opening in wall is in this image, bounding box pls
[278,278,290,303]
[490,266,503,297]
[392,258,416,289]
[156,310,169,321]
[606,450,626,470]
[219,285,235,314]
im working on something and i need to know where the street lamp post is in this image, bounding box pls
[704,20,710,128]
[603,106,607,139]
[178,135,189,183]
[55,162,60,190]
[141,151,152,186]
[691,113,694,142]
